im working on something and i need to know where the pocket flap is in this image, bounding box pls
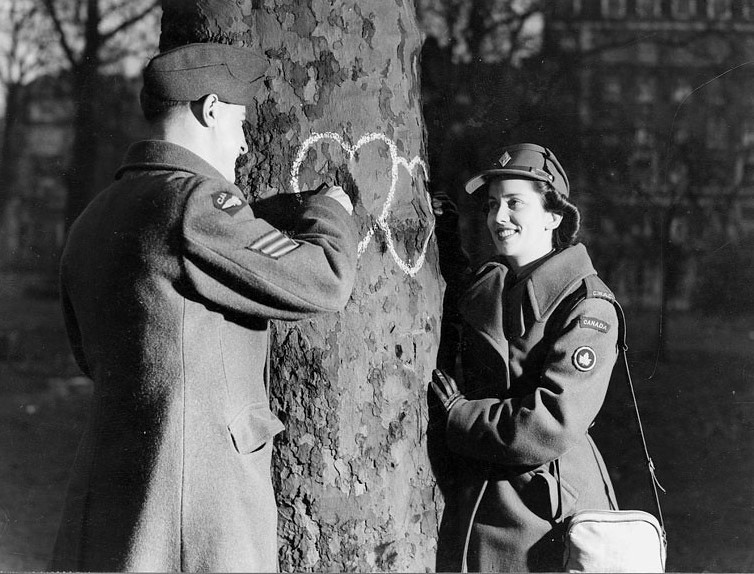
[228,403,285,454]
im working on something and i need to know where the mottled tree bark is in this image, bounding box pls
[160,1,443,571]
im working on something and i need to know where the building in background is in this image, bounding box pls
[1,74,72,276]
[545,0,754,309]
[0,73,146,283]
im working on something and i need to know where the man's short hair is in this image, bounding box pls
[139,87,189,123]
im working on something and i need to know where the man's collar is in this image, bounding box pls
[116,140,226,181]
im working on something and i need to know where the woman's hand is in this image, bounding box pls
[431,192,458,217]
[430,369,464,413]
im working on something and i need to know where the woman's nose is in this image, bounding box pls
[494,206,510,223]
[240,140,249,155]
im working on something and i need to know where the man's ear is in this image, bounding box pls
[191,94,220,128]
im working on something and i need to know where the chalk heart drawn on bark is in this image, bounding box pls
[290,132,434,277]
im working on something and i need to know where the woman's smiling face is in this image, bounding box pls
[486,178,562,271]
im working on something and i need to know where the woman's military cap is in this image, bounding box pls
[142,43,269,105]
[465,143,570,197]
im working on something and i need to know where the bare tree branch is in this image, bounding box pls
[107,0,137,13]
[101,0,159,43]
[41,0,79,67]
[477,6,537,41]
[0,0,53,85]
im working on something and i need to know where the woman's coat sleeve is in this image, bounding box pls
[445,297,618,468]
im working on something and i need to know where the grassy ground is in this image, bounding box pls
[0,275,89,571]
[593,310,754,572]
[0,276,752,571]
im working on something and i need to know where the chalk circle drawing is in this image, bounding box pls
[290,132,434,277]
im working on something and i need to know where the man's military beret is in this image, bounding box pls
[465,143,570,197]
[142,43,269,105]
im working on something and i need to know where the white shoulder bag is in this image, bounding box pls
[561,299,668,573]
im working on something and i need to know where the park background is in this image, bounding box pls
[1,0,753,571]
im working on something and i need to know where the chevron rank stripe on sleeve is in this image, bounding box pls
[247,230,300,259]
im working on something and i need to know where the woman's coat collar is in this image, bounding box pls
[460,244,597,344]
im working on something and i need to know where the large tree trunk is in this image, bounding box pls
[0,83,22,213]
[65,62,100,230]
[0,82,23,261]
[63,0,103,230]
[160,1,443,571]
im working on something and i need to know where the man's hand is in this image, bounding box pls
[320,185,353,215]
[430,369,464,414]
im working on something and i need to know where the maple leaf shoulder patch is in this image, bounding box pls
[572,346,596,372]
[211,191,247,216]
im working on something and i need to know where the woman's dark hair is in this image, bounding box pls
[535,180,580,250]
[482,178,581,250]
[139,87,188,123]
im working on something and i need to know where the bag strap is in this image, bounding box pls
[460,479,489,573]
[553,279,666,534]
[611,297,667,533]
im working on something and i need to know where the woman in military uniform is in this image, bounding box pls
[430,143,619,572]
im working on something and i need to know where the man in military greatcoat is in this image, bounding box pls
[50,43,357,572]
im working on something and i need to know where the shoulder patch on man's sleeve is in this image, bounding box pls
[578,315,611,333]
[211,191,246,216]
[247,230,300,259]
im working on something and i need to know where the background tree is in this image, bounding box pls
[418,0,545,268]
[545,21,752,357]
[39,0,160,229]
[159,0,443,571]
[0,0,58,220]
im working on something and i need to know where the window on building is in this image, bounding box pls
[707,0,732,19]
[636,125,655,147]
[742,119,754,147]
[602,76,622,102]
[552,0,581,18]
[602,0,626,18]
[672,0,696,18]
[744,0,754,20]
[672,79,693,103]
[674,124,690,144]
[707,116,729,150]
[744,162,754,184]
[637,77,657,103]
[630,152,656,187]
[635,0,660,17]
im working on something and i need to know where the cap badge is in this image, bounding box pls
[498,151,512,167]
[573,346,597,372]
